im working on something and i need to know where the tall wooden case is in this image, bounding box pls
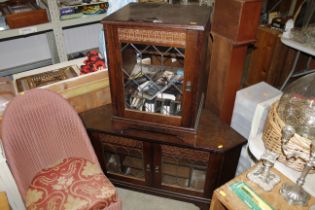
[103,3,211,137]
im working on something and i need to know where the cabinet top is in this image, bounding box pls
[80,105,246,153]
[103,3,211,31]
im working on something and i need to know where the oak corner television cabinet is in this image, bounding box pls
[80,105,246,210]
[102,3,211,140]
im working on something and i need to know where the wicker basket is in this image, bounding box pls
[263,102,313,173]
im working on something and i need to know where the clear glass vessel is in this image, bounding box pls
[278,72,315,141]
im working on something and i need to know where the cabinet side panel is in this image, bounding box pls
[215,145,243,188]
[205,34,233,115]
[182,31,204,127]
[206,33,248,123]
[104,24,125,116]
[204,152,223,197]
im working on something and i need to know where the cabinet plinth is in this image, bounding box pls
[80,104,246,210]
[102,3,211,138]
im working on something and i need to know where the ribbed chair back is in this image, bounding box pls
[2,89,98,199]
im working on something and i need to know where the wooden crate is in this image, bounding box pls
[45,70,111,113]
[12,58,111,113]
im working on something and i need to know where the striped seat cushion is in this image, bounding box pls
[25,157,117,210]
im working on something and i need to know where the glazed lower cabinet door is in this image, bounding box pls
[91,133,149,186]
[155,145,209,195]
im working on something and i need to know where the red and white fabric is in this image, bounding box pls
[26,157,118,210]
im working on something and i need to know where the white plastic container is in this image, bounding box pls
[231,82,282,139]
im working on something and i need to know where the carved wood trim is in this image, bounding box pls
[118,28,186,47]
[94,133,143,149]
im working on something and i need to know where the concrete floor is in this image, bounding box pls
[117,188,199,210]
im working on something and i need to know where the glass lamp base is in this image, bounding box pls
[280,183,310,206]
[247,164,280,191]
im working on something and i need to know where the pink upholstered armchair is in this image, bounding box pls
[2,89,121,210]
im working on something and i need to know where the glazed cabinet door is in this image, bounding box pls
[90,132,151,186]
[105,24,207,130]
[152,144,210,197]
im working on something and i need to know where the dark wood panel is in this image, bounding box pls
[104,24,125,116]
[203,152,223,197]
[209,0,263,123]
[103,3,211,31]
[205,33,248,123]
[245,26,315,89]
[243,26,302,88]
[216,145,243,186]
[153,144,161,187]
[238,1,263,42]
[143,142,154,185]
[182,30,204,127]
[212,0,262,43]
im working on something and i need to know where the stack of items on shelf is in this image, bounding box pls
[57,0,109,20]
[80,50,106,75]
[0,0,48,29]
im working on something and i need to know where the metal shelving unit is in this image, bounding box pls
[0,22,53,40]
[61,13,107,28]
[0,1,108,67]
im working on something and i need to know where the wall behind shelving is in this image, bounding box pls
[0,35,51,70]
[64,24,102,54]
[0,23,102,72]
